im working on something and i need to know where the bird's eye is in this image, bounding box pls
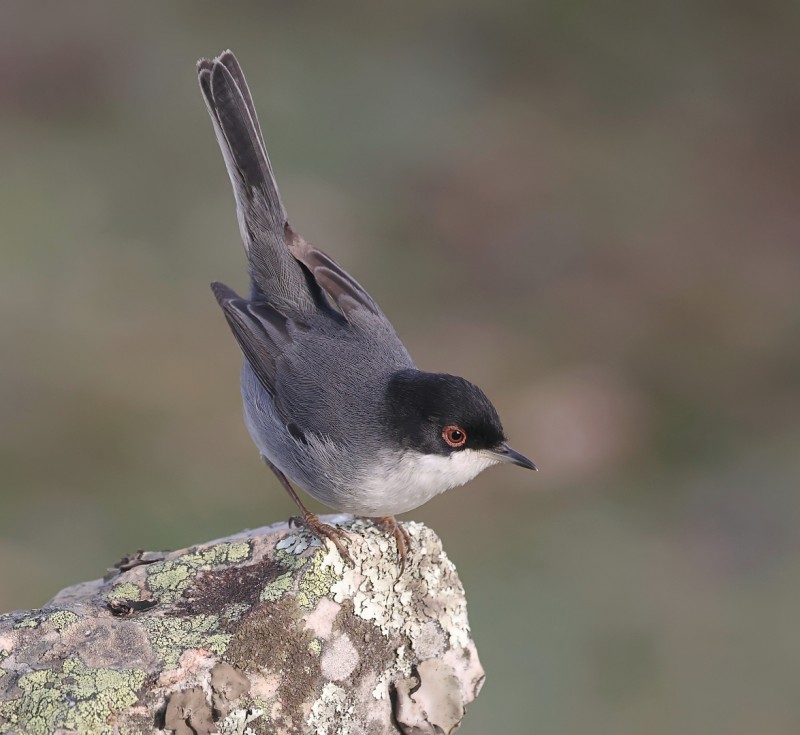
[442,425,467,448]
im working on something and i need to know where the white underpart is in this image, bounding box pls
[351,449,501,517]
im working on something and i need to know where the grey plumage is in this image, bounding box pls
[199,51,414,514]
[198,51,534,529]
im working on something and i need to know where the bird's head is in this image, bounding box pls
[384,370,536,488]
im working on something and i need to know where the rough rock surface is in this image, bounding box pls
[0,517,484,734]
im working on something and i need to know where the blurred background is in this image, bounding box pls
[1,1,799,732]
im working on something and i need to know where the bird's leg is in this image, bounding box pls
[370,516,412,574]
[261,456,351,563]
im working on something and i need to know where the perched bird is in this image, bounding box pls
[197,51,535,567]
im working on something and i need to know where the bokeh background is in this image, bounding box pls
[2,2,800,732]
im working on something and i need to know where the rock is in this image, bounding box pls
[0,517,484,734]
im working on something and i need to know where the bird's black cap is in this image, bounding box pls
[384,370,507,455]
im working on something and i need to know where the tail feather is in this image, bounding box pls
[198,51,313,312]
[215,51,266,147]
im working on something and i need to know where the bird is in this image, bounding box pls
[197,50,536,568]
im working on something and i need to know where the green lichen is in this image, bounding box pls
[224,541,252,563]
[146,540,252,603]
[0,657,145,735]
[11,610,78,634]
[108,582,141,601]
[140,614,231,668]
[297,549,341,610]
[146,563,192,601]
[221,602,251,622]
[45,610,78,633]
[308,638,322,656]
[275,547,308,571]
[260,570,294,602]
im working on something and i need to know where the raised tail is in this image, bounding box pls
[198,51,315,312]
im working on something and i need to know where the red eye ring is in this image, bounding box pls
[442,425,467,448]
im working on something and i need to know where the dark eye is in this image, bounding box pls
[442,425,467,448]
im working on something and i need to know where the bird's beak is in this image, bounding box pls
[490,442,538,470]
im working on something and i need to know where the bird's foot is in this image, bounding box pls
[371,516,412,574]
[290,512,352,564]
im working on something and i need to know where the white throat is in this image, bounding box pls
[352,449,500,517]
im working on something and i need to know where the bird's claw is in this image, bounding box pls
[290,513,353,564]
[372,516,412,575]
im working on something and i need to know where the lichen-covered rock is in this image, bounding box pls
[0,517,484,735]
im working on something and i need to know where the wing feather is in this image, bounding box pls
[285,226,383,320]
[211,281,291,396]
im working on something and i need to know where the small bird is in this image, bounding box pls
[197,51,536,567]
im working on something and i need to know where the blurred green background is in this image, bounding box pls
[2,1,799,732]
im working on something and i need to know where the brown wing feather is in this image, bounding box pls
[285,226,382,319]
